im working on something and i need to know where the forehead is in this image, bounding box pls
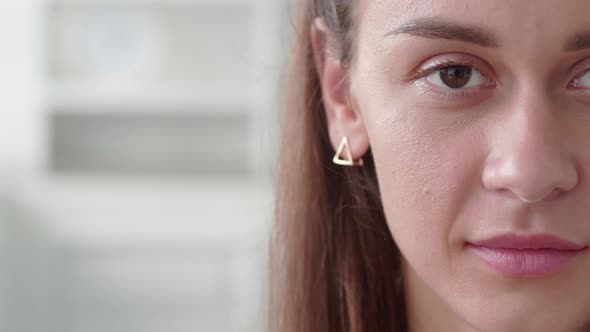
[358,0,590,51]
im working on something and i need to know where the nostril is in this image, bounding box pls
[519,188,564,204]
[546,188,566,201]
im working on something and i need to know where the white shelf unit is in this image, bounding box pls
[48,80,256,112]
[45,0,282,178]
[24,0,287,331]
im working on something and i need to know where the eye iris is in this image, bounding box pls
[439,66,472,88]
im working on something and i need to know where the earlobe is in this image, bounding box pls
[333,136,365,167]
[310,18,370,162]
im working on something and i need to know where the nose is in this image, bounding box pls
[481,91,579,203]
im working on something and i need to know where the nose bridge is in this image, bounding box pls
[510,88,558,159]
[482,86,578,203]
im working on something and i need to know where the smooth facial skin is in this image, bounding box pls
[314,0,590,331]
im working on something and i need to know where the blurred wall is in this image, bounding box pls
[0,0,284,331]
[0,1,43,172]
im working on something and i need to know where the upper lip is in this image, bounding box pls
[469,234,587,251]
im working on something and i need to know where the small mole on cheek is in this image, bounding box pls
[423,188,431,196]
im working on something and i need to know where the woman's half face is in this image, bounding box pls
[350,0,590,330]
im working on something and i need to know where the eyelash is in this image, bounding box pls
[410,58,479,81]
[410,58,590,102]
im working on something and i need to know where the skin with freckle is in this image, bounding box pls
[272,0,590,331]
[345,0,590,331]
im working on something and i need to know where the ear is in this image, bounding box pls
[310,17,370,161]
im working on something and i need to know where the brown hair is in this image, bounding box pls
[269,0,406,331]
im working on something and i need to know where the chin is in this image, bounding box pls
[454,291,590,332]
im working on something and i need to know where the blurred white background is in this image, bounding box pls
[0,0,286,331]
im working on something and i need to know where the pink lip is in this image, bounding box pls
[466,234,587,277]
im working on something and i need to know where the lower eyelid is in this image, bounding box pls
[426,85,487,99]
[414,77,495,101]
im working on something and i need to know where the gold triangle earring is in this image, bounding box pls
[332,136,364,167]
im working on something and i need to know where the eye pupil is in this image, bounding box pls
[440,66,472,88]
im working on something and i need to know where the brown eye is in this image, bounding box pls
[439,66,473,89]
[426,64,485,90]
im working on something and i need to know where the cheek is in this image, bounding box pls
[363,106,487,268]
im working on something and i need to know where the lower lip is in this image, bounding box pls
[466,244,585,277]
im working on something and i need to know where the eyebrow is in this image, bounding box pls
[564,32,590,52]
[385,17,500,48]
[386,17,590,53]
